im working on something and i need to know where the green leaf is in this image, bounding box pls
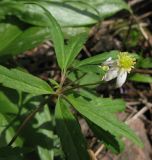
[19,95,59,160]
[139,57,152,69]
[0,1,98,27]
[29,2,65,69]
[1,27,50,56]
[55,98,89,160]
[75,90,125,112]
[77,88,97,100]
[62,26,90,38]
[67,96,143,147]
[35,105,54,160]
[0,92,18,114]
[49,79,60,88]
[92,0,131,17]
[88,121,125,154]
[129,73,152,83]
[0,23,22,54]
[0,1,130,27]
[90,98,125,113]
[64,32,88,69]
[0,1,131,56]
[76,64,102,73]
[68,71,101,88]
[0,90,22,148]
[0,23,51,56]
[74,50,119,68]
[0,65,53,95]
[40,1,99,27]
[0,0,131,55]
[0,114,22,147]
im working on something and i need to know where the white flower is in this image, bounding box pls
[101,52,136,88]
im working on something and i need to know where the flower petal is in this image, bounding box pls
[116,70,127,88]
[106,57,112,61]
[103,57,117,66]
[103,67,119,81]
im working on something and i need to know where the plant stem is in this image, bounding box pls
[7,99,48,146]
[59,72,66,88]
[63,81,103,93]
[64,72,87,89]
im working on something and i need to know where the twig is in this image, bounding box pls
[127,101,141,106]
[128,0,144,6]
[126,106,149,124]
[126,94,152,124]
[83,46,91,57]
[139,12,152,20]
[88,149,97,160]
[132,14,152,49]
[95,144,105,157]
[133,68,152,75]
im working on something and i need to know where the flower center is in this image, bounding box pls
[118,52,136,72]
